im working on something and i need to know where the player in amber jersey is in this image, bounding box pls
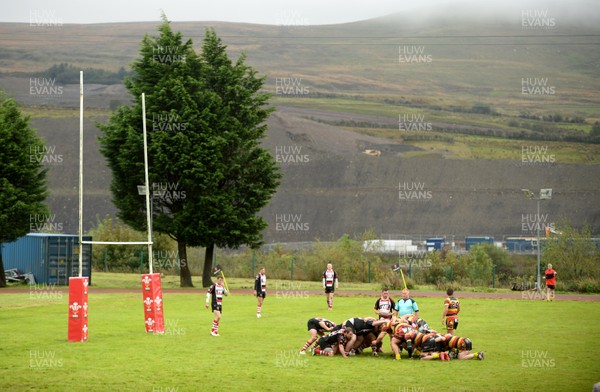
[442,288,460,335]
[441,333,484,360]
[371,318,407,355]
[390,323,416,360]
[403,329,448,360]
[404,329,436,355]
[403,314,433,334]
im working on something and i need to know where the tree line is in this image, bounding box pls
[42,63,132,85]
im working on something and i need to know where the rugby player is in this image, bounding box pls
[441,334,484,360]
[374,288,396,320]
[253,267,267,318]
[312,326,355,357]
[300,318,336,354]
[322,263,339,310]
[442,288,460,335]
[205,275,228,337]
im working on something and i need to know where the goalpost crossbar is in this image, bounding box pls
[81,241,153,245]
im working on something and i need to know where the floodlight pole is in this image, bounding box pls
[522,188,552,292]
[141,93,153,274]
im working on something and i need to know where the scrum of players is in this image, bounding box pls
[300,288,485,361]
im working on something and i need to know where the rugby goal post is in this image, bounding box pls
[69,73,163,342]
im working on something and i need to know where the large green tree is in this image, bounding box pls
[99,18,280,287]
[99,16,204,287]
[194,29,281,287]
[0,92,49,287]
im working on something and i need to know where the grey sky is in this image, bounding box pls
[3,0,455,25]
[7,0,593,26]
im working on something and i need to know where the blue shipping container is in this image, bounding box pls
[505,237,535,253]
[465,236,495,251]
[426,237,445,251]
[2,233,92,285]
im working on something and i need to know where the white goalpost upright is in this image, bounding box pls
[69,73,164,342]
[78,71,84,277]
[141,93,153,274]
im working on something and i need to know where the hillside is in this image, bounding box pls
[1,5,599,243]
[26,108,600,243]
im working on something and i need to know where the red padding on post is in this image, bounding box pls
[68,277,89,342]
[141,273,164,333]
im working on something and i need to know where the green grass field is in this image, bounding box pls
[1,279,599,392]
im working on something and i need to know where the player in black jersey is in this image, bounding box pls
[322,263,338,310]
[342,317,388,354]
[300,318,336,354]
[312,326,354,357]
[205,276,228,337]
[253,267,267,318]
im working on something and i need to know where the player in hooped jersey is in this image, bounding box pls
[441,333,484,360]
[299,317,336,354]
[402,314,432,334]
[322,263,338,310]
[442,288,460,335]
[389,322,415,360]
[205,275,228,336]
[253,267,267,318]
[403,328,448,360]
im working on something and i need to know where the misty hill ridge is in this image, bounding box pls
[1,7,599,106]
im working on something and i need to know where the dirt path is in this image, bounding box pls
[2,288,599,301]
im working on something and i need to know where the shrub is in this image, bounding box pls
[88,214,175,272]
